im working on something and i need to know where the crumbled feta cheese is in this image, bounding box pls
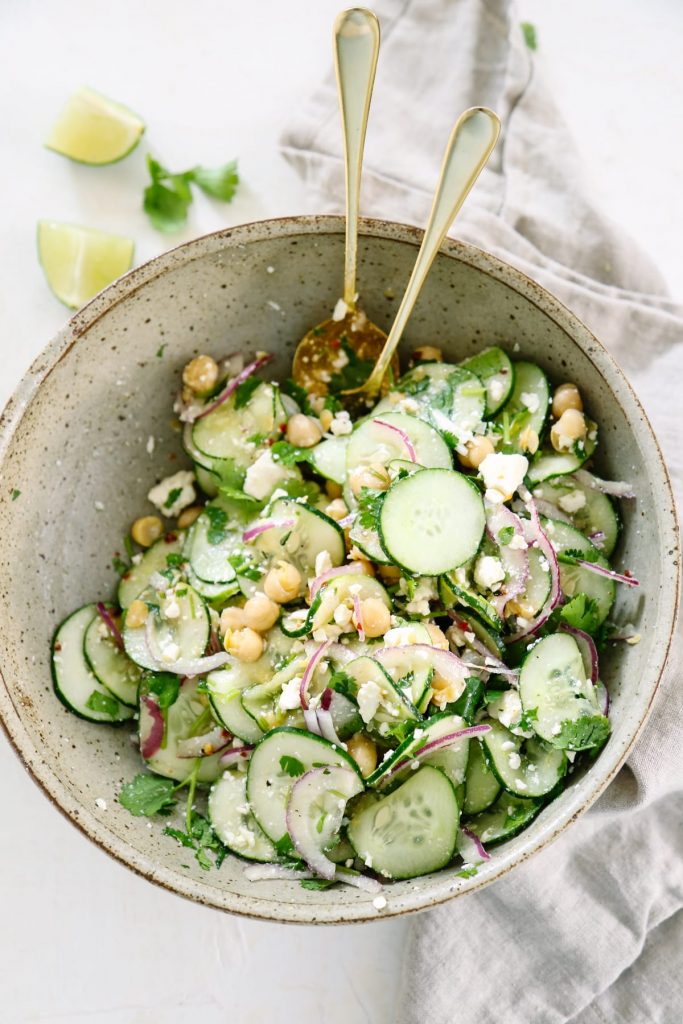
[551,723,562,736]
[279,675,303,711]
[474,555,505,592]
[266,265,275,274]
[383,624,427,647]
[329,410,353,436]
[479,453,529,503]
[558,490,587,514]
[520,391,540,414]
[492,689,523,730]
[95,797,107,811]
[267,299,281,312]
[625,633,642,646]
[357,680,381,723]
[146,435,155,455]
[509,533,528,550]
[243,451,290,500]
[372,895,387,910]
[508,752,522,770]
[515,778,528,791]
[162,596,180,620]
[148,470,196,517]
[314,550,333,578]
[396,396,420,415]
[489,379,505,403]
[403,577,438,616]
[94,500,104,511]
[332,298,348,321]
[331,348,350,371]
[161,642,180,664]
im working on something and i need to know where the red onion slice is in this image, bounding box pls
[334,867,382,894]
[242,518,295,543]
[373,418,417,462]
[485,501,530,616]
[573,558,639,587]
[244,864,314,882]
[309,562,365,600]
[447,614,519,679]
[299,640,333,710]
[303,709,322,735]
[532,497,573,524]
[460,826,491,862]
[286,766,363,880]
[315,708,345,747]
[144,617,231,674]
[95,602,124,650]
[177,725,231,758]
[505,490,561,643]
[220,744,255,765]
[386,724,492,780]
[573,469,635,499]
[303,640,357,666]
[559,624,599,684]
[187,353,274,422]
[352,593,365,641]
[140,696,164,759]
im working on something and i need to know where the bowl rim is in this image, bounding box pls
[0,213,679,924]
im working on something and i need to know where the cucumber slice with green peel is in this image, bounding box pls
[542,517,616,625]
[512,544,552,619]
[52,606,134,723]
[493,361,550,450]
[138,677,225,783]
[118,534,184,609]
[374,637,435,709]
[83,611,141,707]
[346,412,452,478]
[253,497,345,579]
[460,792,543,848]
[45,87,145,165]
[482,718,567,797]
[194,464,220,497]
[374,713,471,790]
[208,664,268,744]
[241,654,307,732]
[349,499,392,565]
[184,510,239,585]
[377,364,486,441]
[519,632,609,751]
[526,425,598,484]
[309,436,349,485]
[286,766,364,878]
[463,739,501,814]
[379,469,486,576]
[123,584,210,671]
[448,609,505,659]
[208,771,278,862]
[186,568,240,605]
[37,220,135,310]
[533,478,620,556]
[342,656,421,742]
[348,765,459,879]
[246,727,363,843]
[439,574,504,632]
[460,346,515,416]
[310,573,391,635]
[192,382,286,465]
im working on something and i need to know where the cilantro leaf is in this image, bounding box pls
[164,486,183,509]
[555,714,610,751]
[521,21,537,50]
[274,834,295,857]
[190,160,239,202]
[112,555,130,577]
[356,486,385,530]
[329,337,374,394]
[560,594,601,635]
[270,440,315,467]
[447,676,484,724]
[163,811,228,870]
[11,489,21,501]
[144,671,180,710]
[234,376,261,410]
[228,551,263,581]
[279,755,305,777]
[119,773,177,816]
[204,505,228,544]
[328,669,357,701]
[217,485,263,510]
[281,378,315,416]
[85,690,119,718]
[156,344,167,359]
[457,866,478,879]
[166,552,185,569]
[301,878,335,891]
[143,156,193,233]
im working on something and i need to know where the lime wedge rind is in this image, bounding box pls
[37,220,135,309]
[45,87,146,166]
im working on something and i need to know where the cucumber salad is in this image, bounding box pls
[51,342,640,899]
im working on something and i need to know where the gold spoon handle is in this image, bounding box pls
[334,8,380,309]
[349,106,501,395]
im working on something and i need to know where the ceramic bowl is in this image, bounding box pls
[0,216,678,923]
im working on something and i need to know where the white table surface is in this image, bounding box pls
[1,1,681,1021]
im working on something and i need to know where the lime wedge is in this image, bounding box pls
[37,221,135,309]
[45,87,145,165]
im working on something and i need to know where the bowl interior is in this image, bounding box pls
[0,217,677,923]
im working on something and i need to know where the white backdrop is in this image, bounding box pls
[1,1,681,1020]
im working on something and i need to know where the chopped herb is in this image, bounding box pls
[279,755,305,777]
[356,486,385,530]
[498,526,515,546]
[328,669,356,700]
[144,671,180,710]
[559,594,601,636]
[204,505,228,544]
[124,534,135,559]
[274,833,295,857]
[518,706,539,731]
[85,689,119,719]
[163,811,228,871]
[143,154,240,233]
[277,478,320,503]
[400,374,431,398]
[281,378,315,416]
[246,432,269,446]
[112,555,130,577]
[217,485,263,510]
[166,552,185,569]
[119,773,177,816]
[555,715,610,751]
[190,160,239,202]
[301,878,335,891]
[156,343,167,359]
[521,21,537,50]
[457,866,478,879]
[164,486,183,509]
[270,440,315,467]
[11,489,21,501]
[557,548,598,566]
[323,394,343,414]
[315,811,328,834]
[228,551,263,581]
[234,376,261,410]
[329,337,374,394]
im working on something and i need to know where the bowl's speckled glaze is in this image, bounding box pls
[0,216,678,923]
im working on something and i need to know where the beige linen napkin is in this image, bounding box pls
[281,1,683,1020]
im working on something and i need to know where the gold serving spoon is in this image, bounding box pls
[291,8,393,396]
[343,105,501,400]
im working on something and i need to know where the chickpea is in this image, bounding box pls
[457,435,495,470]
[325,498,349,521]
[177,505,202,529]
[518,426,540,455]
[550,408,587,452]
[224,627,264,663]
[243,592,280,632]
[319,408,334,432]
[220,605,246,632]
[126,599,149,630]
[325,479,343,499]
[357,597,391,638]
[286,413,322,448]
[263,560,302,603]
[552,382,583,419]
[349,462,391,497]
[347,732,378,778]
[131,515,164,548]
[412,345,443,363]
[426,623,450,650]
[431,675,461,708]
[347,549,376,576]
[377,563,402,584]
[506,597,536,619]
[182,355,219,396]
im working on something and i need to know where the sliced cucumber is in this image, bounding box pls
[241,654,307,732]
[463,738,500,814]
[493,361,549,450]
[512,544,551,619]
[533,477,620,556]
[374,640,435,709]
[123,584,210,671]
[208,770,277,862]
[139,676,225,783]
[519,632,609,751]
[348,499,391,566]
[542,517,616,625]
[379,469,485,576]
[184,508,239,585]
[117,534,183,609]
[194,464,220,497]
[460,346,514,416]
[393,363,487,440]
[526,425,598,484]
[208,662,269,744]
[52,605,134,723]
[310,573,391,635]
[186,567,240,606]
[439,574,504,632]
[192,382,286,469]
[287,766,364,878]
[253,497,345,579]
[447,610,505,659]
[346,412,452,479]
[343,655,421,741]
[482,718,567,797]
[83,610,141,707]
[348,765,459,879]
[376,713,471,790]
[460,791,543,847]
[246,728,362,843]
[309,435,349,485]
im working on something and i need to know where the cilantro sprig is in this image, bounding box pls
[143,155,239,233]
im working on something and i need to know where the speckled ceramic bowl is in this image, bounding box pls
[0,216,678,923]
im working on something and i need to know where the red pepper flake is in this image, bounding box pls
[329,338,341,350]
[165,533,178,543]
[54,642,62,652]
